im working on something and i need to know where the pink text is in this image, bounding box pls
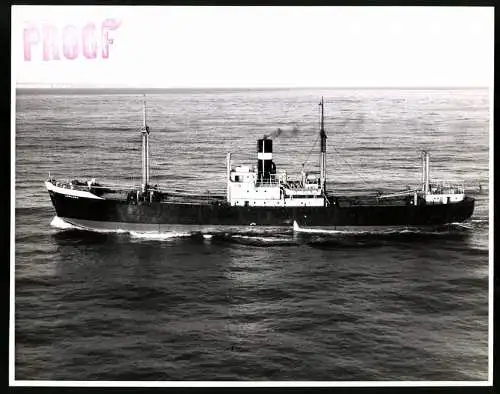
[24,19,122,61]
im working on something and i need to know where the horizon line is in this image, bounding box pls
[15,85,489,90]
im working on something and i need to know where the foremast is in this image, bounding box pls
[422,150,430,194]
[141,95,150,192]
[319,97,327,193]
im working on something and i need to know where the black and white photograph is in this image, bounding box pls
[11,5,493,386]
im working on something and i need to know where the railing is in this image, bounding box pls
[377,189,421,199]
[428,180,465,194]
[166,195,227,205]
[48,178,227,195]
[48,178,227,204]
[49,179,137,192]
[256,175,281,187]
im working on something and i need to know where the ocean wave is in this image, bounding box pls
[232,235,283,242]
[51,217,195,240]
[47,216,475,244]
[16,206,54,215]
[230,234,296,247]
[294,227,438,236]
[129,231,192,240]
[293,222,477,236]
[48,217,295,243]
[50,217,128,234]
[50,216,76,229]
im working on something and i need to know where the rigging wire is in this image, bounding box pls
[300,133,373,191]
[148,121,154,187]
[301,133,320,170]
[298,100,374,190]
[330,144,374,190]
[299,102,323,171]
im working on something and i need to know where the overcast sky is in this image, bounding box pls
[12,6,494,88]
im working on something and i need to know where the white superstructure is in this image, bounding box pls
[378,151,465,205]
[420,151,465,204]
[226,156,326,207]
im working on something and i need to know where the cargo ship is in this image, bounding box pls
[45,96,474,232]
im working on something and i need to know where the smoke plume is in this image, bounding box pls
[264,125,299,139]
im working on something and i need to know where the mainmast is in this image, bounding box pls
[319,97,327,192]
[421,150,430,194]
[425,151,430,194]
[141,95,150,192]
[421,151,426,192]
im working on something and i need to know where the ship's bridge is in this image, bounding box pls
[230,166,257,183]
[226,138,326,207]
[424,180,465,204]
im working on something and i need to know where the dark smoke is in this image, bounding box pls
[264,125,299,139]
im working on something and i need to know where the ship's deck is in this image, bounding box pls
[47,179,468,208]
[330,195,410,207]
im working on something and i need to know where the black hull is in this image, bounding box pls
[48,190,475,230]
